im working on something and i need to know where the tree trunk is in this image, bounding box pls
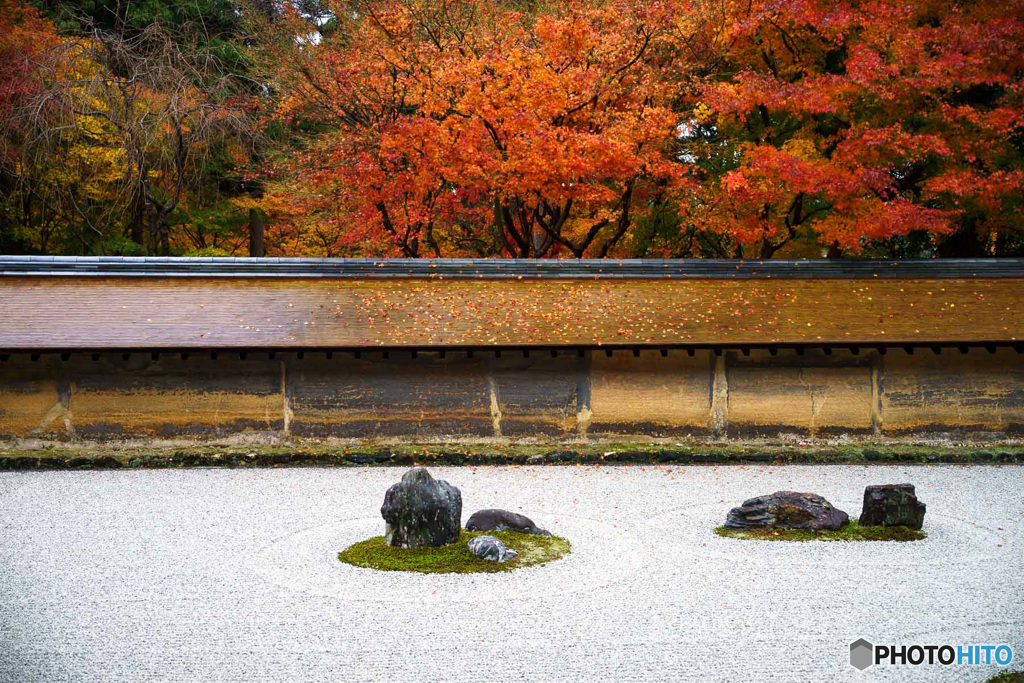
[151,206,170,256]
[129,191,145,250]
[147,203,158,255]
[159,218,170,256]
[248,207,266,257]
[130,221,144,250]
[937,228,984,258]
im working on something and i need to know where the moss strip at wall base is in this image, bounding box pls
[2,441,1024,470]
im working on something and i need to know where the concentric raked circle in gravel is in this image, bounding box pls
[251,513,645,603]
[641,501,1009,567]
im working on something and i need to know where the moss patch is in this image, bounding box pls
[987,671,1024,683]
[338,529,570,574]
[714,519,927,542]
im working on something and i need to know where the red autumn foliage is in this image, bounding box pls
[3,0,1023,258]
[260,0,1023,258]
[687,0,1024,256]
[0,0,59,165]
[260,0,695,257]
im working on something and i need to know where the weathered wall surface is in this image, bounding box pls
[290,353,493,438]
[589,351,711,436]
[0,356,66,438]
[882,348,1024,435]
[0,354,283,439]
[68,355,284,438]
[2,348,1023,441]
[725,349,878,437]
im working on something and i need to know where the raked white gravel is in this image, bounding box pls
[1,464,1021,682]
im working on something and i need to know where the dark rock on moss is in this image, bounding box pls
[91,455,123,469]
[610,450,652,463]
[654,450,692,463]
[381,467,462,548]
[725,491,849,531]
[348,451,393,465]
[859,484,926,530]
[467,535,517,563]
[440,452,470,465]
[543,450,578,464]
[465,509,552,536]
[0,457,36,471]
[35,457,64,470]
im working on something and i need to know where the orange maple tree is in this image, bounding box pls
[4,0,1024,258]
[260,0,693,257]
[261,0,1024,258]
[684,0,1024,257]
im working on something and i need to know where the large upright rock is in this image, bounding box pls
[859,484,926,530]
[725,491,849,531]
[465,509,552,536]
[381,467,462,548]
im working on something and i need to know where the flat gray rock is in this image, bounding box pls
[725,491,849,531]
[465,509,551,536]
[467,535,517,563]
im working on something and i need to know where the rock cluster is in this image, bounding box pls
[725,491,849,531]
[465,509,552,536]
[467,535,518,563]
[859,484,926,530]
[380,467,462,548]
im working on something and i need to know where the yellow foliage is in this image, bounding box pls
[780,137,821,162]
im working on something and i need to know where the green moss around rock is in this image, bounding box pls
[987,671,1024,683]
[338,529,571,574]
[714,519,927,542]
